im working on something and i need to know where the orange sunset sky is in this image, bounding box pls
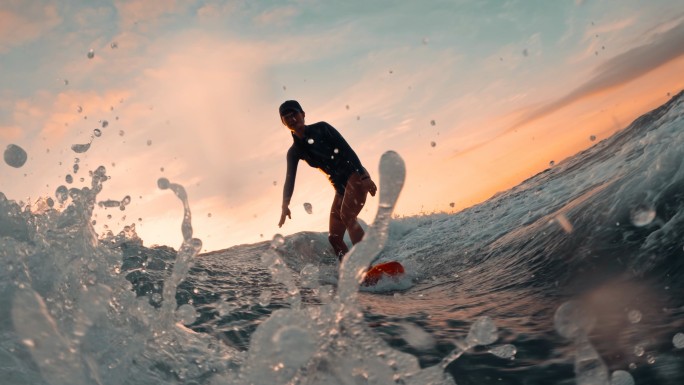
[1,1,684,252]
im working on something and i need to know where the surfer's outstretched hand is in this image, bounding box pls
[278,206,291,227]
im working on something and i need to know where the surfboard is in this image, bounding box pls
[361,261,405,286]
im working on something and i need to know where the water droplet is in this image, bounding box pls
[73,163,79,174]
[258,289,272,307]
[4,144,28,168]
[430,120,436,126]
[269,235,286,251]
[489,344,517,359]
[77,105,83,113]
[93,129,102,137]
[522,48,529,57]
[646,354,656,364]
[303,202,313,214]
[400,322,435,350]
[71,142,91,153]
[87,49,95,59]
[55,186,69,203]
[449,202,455,208]
[119,130,125,136]
[110,42,118,49]
[157,178,170,190]
[466,316,498,346]
[628,363,637,370]
[333,148,339,154]
[65,174,73,184]
[422,37,429,45]
[672,332,684,348]
[175,304,198,325]
[633,344,645,357]
[300,264,319,289]
[146,139,152,146]
[22,339,35,348]
[630,204,655,227]
[590,135,596,141]
[610,370,634,385]
[554,301,596,339]
[549,160,555,167]
[430,141,436,147]
[307,138,314,144]
[627,309,642,324]
[216,301,236,316]
[101,120,109,128]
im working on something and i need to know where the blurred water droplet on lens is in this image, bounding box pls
[627,310,642,324]
[65,174,73,184]
[673,332,684,348]
[300,264,320,289]
[4,144,28,168]
[303,202,313,214]
[110,42,118,49]
[430,141,436,147]
[610,370,634,385]
[87,49,95,59]
[590,135,596,141]
[633,344,645,357]
[466,316,498,346]
[175,304,198,325]
[258,290,272,307]
[489,344,517,359]
[549,160,555,167]
[400,322,435,350]
[554,301,596,339]
[77,105,83,113]
[630,205,655,227]
[307,138,314,144]
[147,140,152,146]
[93,129,102,137]
[101,120,109,128]
[119,130,124,136]
[430,120,436,126]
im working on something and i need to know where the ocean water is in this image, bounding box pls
[2,91,684,385]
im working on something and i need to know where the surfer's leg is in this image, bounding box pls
[340,173,368,245]
[328,193,348,261]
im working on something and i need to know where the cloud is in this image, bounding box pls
[254,6,299,26]
[0,0,62,53]
[509,18,684,131]
[113,0,186,30]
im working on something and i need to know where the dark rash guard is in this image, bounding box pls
[283,122,366,200]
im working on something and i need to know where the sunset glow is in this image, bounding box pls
[2,1,683,251]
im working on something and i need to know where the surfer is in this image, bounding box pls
[277,100,377,261]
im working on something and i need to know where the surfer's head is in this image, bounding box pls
[279,100,305,131]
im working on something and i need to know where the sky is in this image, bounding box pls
[1,0,684,252]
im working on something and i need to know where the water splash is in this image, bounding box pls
[242,151,454,385]
[4,144,28,168]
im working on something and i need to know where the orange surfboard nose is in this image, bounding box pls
[362,261,405,286]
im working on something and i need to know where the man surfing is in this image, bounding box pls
[277,100,377,261]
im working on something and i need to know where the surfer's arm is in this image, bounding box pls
[279,147,299,227]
